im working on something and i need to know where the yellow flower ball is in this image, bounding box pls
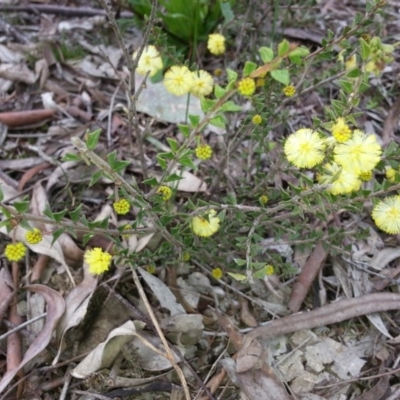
[282,85,296,97]
[25,228,43,244]
[4,242,27,262]
[207,33,226,55]
[372,196,400,234]
[237,77,256,96]
[334,129,382,175]
[359,170,373,181]
[181,251,191,262]
[113,198,131,215]
[317,163,361,195]
[386,167,397,183]
[164,66,194,96]
[192,209,220,237]
[157,185,172,201]
[252,114,262,125]
[331,117,352,143]
[265,265,275,275]
[259,195,269,205]
[132,45,163,77]
[211,267,223,279]
[84,248,112,275]
[195,144,213,160]
[190,70,214,97]
[284,128,326,169]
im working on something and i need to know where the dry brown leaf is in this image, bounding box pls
[0,284,65,394]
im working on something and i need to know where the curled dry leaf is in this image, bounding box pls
[53,262,98,365]
[0,284,65,394]
[71,320,146,379]
[138,267,185,317]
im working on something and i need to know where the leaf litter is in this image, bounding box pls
[0,1,400,399]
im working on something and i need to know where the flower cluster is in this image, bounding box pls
[4,242,26,262]
[132,45,163,77]
[237,77,256,96]
[84,248,112,275]
[113,198,131,215]
[211,267,223,279]
[164,66,213,97]
[331,117,351,143]
[157,185,172,201]
[284,125,382,196]
[252,114,262,125]
[207,33,226,55]
[195,144,213,160]
[192,209,220,237]
[283,85,296,97]
[25,228,43,245]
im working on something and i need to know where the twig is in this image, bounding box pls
[131,268,191,400]
[0,4,134,18]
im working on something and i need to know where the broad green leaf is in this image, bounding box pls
[142,177,159,186]
[188,114,200,127]
[226,68,238,83]
[227,272,247,281]
[89,170,104,187]
[346,67,362,78]
[70,204,83,223]
[62,153,81,162]
[359,38,371,60]
[166,138,179,152]
[210,115,226,128]
[270,69,290,85]
[14,201,29,214]
[220,101,242,112]
[258,47,274,63]
[178,156,196,169]
[278,39,290,56]
[243,61,257,77]
[86,129,101,150]
[214,84,226,99]
[178,124,190,138]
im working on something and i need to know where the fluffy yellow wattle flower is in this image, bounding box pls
[132,45,163,77]
[164,66,194,96]
[190,70,214,97]
[317,163,361,195]
[192,209,220,237]
[284,128,326,169]
[331,117,352,143]
[84,248,112,275]
[333,129,382,175]
[372,196,400,234]
[207,33,226,55]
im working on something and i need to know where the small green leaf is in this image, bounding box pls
[165,173,184,183]
[157,156,167,170]
[19,218,32,231]
[188,114,200,127]
[210,115,226,129]
[52,209,68,223]
[89,170,104,187]
[70,204,83,223]
[346,67,362,78]
[258,47,274,63]
[178,124,190,138]
[52,228,66,245]
[0,185,3,202]
[86,129,102,150]
[214,84,226,99]
[226,68,238,83]
[14,201,29,214]
[166,138,179,152]
[338,79,353,94]
[142,177,158,186]
[277,39,290,56]
[220,0,234,21]
[359,38,371,60]
[200,97,216,113]
[82,233,94,246]
[227,272,247,281]
[178,156,196,169]
[220,101,242,112]
[243,61,257,77]
[62,153,82,162]
[270,69,290,85]
[233,258,246,266]
[107,151,130,172]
